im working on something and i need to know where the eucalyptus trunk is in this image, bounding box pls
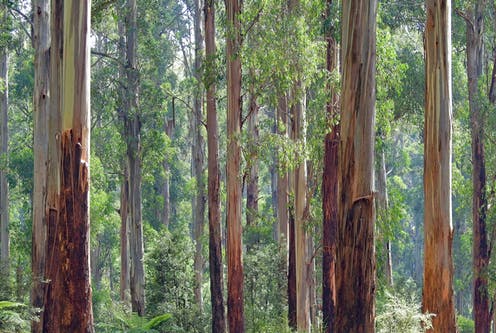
[246,88,259,236]
[464,1,489,331]
[31,1,50,331]
[322,1,338,328]
[422,0,456,331]
[0,4,9,278]
[192,0,206,311]
[125,0,145,315]
[277,94,289,245]
[226,0,244,329]
[43,1,94,331]
[205,0,226,331]
[335,0,377,331]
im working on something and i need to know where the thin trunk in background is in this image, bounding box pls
[205,0,226,330]
[277,94,288,244]
[31,0,50,330]
[0,3,9,281]
[461,0,489,331]
[43,1,94,331]
[322,0,338,328]
[192,0,206,311]
[335,0,377,331]
[246,79,259,246]
[422,0,456,331]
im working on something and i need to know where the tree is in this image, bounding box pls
[122,0,145,315]
[0,3,9,278]
[191,0,206,311]
[422,0,456,331]
[226,0,244,329]
[31,0,50,330]
[322,0,339,330]
[43,1,94,331]
[335,0,377,331]
[456,1,489,331]
[205,0,226,330]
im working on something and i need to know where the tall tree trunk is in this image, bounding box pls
[192,0,206,312]
[322,1,338,328]
[163,118,174,227]
[277,94,289,244]
[117,8,131,305]
[120,166,130,302]
[293,90,310,332]
[335,0,377,331]
[124,0,145,316]
[287,197,297,329]
[43,1,94,331]
[205,0,226,331]
[423,0,456,331]
[376,149,393,287]
[0,4,9,280]
[464,1,489,331]
[31,1,50,331]
[226,0,244,329]
[246,88,259,235]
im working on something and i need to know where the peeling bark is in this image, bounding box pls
[423,0,456,331]
[335,0,377,331]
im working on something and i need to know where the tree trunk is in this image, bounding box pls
[287,199,297,329]
[293,90,310,332]
[246,89,259,236]
[226,0,244,329]
[422,0,456,331]
[0,4,9,279]
[120,166,130,303]
[192,0,206,312]
[322,2,338,330]
[163,118,174,227]
[43,1,94,331]
[277,94,288,245]
[335,0,377,331]
[376,149,393,287]
[31,1,50,331]
[124,0,145,316]
[464,1,489,331]
[205,1,226,331]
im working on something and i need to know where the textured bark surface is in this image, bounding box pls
[335,0,377,331]
[43,1,94,331]
[322,4,338,329]
[0,5,9,276]
[464,1,489,331]
[287,206,296,329]
[31,1,50,331]
[192,0,206,311]
[226,0,244,330]
[423,0,456,331]
[205,0,226,330]
[124,0,145,316]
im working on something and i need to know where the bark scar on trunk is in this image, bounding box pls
[352,192,375,204]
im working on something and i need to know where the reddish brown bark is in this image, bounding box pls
[288,207,297,329]
[205,0,226,331]
[226,0,244,330]
[335,0,377,331]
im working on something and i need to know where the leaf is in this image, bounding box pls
[144,313,172,329]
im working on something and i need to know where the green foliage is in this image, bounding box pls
[376,289,433,333]
[146,226,206,332]
[244,243,288,333]
[0,301,38,333]
[456,315,474,333]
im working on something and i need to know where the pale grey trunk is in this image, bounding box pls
[192,0,205,311]
[31,1,50,330]
[0,7,9,276]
